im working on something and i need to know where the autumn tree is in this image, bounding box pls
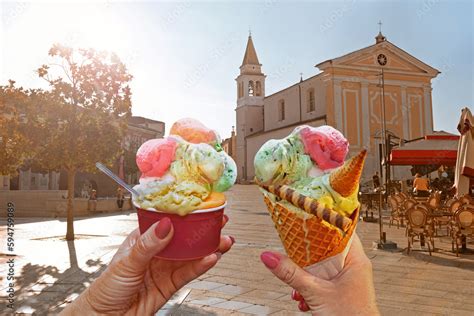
[0,81,46,176]
[36,44,132,240]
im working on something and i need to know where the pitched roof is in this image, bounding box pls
[315,40,440,77]
[241,35,260,66]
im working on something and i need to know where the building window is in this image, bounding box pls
[255,81,262,96]
[278,99,285,121]
[307,88,315,112]
[248,81,255,96]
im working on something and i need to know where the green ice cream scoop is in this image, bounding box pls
[213,151,237,192]
[254,136,312,184]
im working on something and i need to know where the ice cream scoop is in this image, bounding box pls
[170,118,221,149]
[133,119,236,216]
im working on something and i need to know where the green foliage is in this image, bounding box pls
[0,81,46,175]
[34,44,133,173]
[1,44,134,240]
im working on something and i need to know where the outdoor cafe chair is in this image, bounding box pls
[459,194,473,206]
[451,205,474,257]
[406,205,435,256]
[426,191,442,211]
[399,192,409,200]
[434,198,461,236]
[400,198,419,235]
[388,195,404,229]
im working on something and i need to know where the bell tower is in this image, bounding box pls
[235,33,265,182]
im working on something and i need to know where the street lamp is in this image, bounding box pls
[370,67,398,250]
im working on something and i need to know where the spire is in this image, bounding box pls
[375,20,386,44]
[241,34,260,66]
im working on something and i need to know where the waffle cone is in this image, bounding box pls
[263,193,359,267]
[329,149,367,197]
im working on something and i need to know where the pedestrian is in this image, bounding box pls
[413,173,430,197]
[116,187,125,211]
[89,189,97,211]
[372,171,380,190]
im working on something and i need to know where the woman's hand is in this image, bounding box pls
[260,234,379,315]
[62,215,233,315]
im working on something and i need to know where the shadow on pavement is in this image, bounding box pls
[401,248,474,268]
[15,240,107,314]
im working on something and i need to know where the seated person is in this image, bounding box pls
[413,173,430,197]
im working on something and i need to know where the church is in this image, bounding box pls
[235,31,440,183]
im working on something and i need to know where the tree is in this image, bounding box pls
[0,81,44,176]
[36,44,132,240]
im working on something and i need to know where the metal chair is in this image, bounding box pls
[451,205,474,257]
[406,205,435,256]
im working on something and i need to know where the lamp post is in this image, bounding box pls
[373,68,398,250]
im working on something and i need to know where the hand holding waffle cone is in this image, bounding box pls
[254,125,367,268]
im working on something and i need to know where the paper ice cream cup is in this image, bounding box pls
[135,202,226,260]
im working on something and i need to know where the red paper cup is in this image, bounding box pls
[136,203,225,261]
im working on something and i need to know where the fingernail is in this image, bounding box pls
[215,252,222,260]
[298,300,310,312]
[291,289,303,301]
[229,236,235,244]
[260,252,280,269]
[155,217,172,239]
[224,214,229,222]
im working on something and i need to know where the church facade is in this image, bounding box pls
[235,32,440,183]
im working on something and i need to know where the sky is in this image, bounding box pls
[1,0,473,139]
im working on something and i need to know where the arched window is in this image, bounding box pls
[248,81,255,96]
[307,88,315,112]
[255,81,262,96]
[278,99,285,121]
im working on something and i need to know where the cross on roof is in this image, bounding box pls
[378,20,382,33]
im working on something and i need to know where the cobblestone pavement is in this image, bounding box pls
[1,185,474,315]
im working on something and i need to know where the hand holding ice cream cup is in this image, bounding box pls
[254,125,366,279]
[133,118,237,260]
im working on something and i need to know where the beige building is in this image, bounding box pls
[222,126,237,161]
[235,32,440,183]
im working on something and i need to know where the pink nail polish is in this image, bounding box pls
[155,217,172,239]
[260,252,280,269]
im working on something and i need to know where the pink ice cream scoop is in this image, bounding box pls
[300,126,349,171]
[136,138,178,178]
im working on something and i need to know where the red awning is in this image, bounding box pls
[389,132,459,166]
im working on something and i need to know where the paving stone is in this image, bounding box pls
[213,300,254,311]
[213,284,253,296]
[188,297,227,306]
[239,304,277,315]
[239,289,286,300]
[185,280,226,291]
